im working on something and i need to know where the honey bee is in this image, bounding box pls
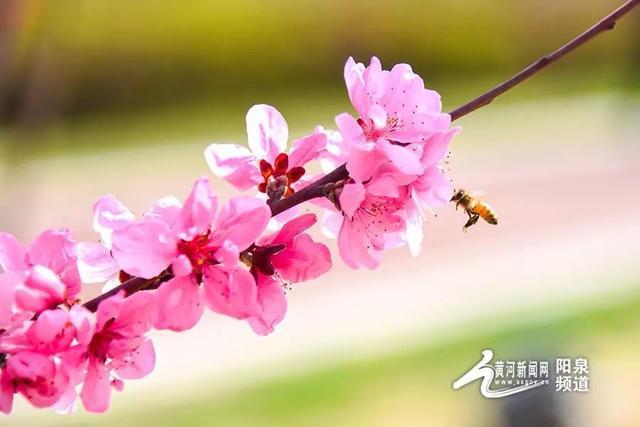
[450,189,498,230]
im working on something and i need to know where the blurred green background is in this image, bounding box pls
[0,0,638,157]
[1,1,639,426]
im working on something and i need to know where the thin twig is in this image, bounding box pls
[448,0,640,121]
[82,277,150,312]
[269,164,349,216]
[81,0,639,312]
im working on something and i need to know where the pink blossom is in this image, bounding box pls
[62,292,156,413]
[399,127,458,256]
[0,351,69,413]
[256,213,332,283]
[205,104,326,201]
[9,309,74,354]
[336,57,452,183]
[239,213,331,335]
[100,177,271,332]
[325,175,408,269]
[0,229,81,314]
[0,304,93,414]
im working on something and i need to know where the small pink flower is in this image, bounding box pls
[336,57,453,183]
[98,177,271,332]
[205,104,326,201]
[63,292,156,413]
[256,213,332,283]
[332,176,408,269]
[237,213,331,335]
[0,351,69,414]
[0,304,99,413]
[0,229,81,314]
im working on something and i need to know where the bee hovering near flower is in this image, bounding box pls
[450,189,498,230]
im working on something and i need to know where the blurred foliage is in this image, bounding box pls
[0,0,638,124]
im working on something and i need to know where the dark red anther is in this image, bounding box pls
[273,153,289,176]
[259,159,273,179]
[176,231,219,280]
[256,153,304,200]
[286,166,305,184]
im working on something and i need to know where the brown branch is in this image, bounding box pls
[81,0,639,312]
[448,0,640,121]
[268,164,349,216]
[82,277,149,312]
[82,272,172,312]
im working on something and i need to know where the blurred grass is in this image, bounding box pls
[26,279,640,427]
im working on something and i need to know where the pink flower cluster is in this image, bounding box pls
[0,57,456,414]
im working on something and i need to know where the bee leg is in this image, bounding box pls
[463,213,480,231]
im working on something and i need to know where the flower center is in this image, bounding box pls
[240,243,286,277]
[88,318,123,361]
[177,231,219,277]
[358,116,402,141]
[258,153,305,201]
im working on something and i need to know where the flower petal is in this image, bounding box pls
[113,339,156,380]
[265,213,317,245]
[26,309,74,354]
[272,233,332,283]
[171,254,193,277]
[81,359,111,413]
[339,182,365,218]
[420,127,459,168]
[213,196,270,250]
[378,139,423,176]
[154,275,204,332]
[338,219,380,270]
[175,177,217,238]
[413,167,454,209]
[247,275,287,336]
[246,104,288,162]
[0,271,22,326]
[335,112,364,143]
[92,195,135,249]
[404,200,424,257]
[69,304,96,346]
[203,267,259,319]
[345,145,385,183]
[147,196,182,226]
[111,290,156,336]
[27,229,81,297]
[343,57,369,117]
[204,143,262,190]
[0,372,14,414]
[111,218,177,279]
[0,232,26,272]
[76,242,119,283]
[15,265,65,312]
[288,132,327,168]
